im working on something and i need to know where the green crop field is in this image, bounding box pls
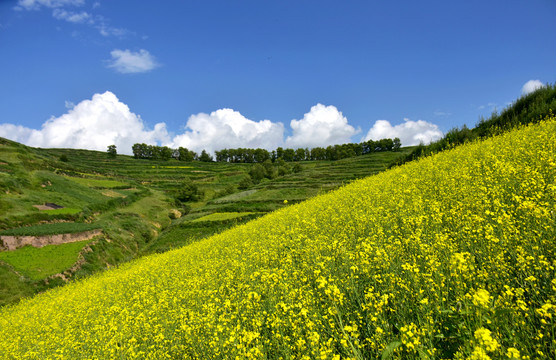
[42,208,82,215]
[192,212,256,222]
[0,115,554,359]
[0,240,91,280]
[67,177,129,189]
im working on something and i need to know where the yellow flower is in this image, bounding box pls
[470,346,491,360]
[472,289,491,308]
[474,328,499,352]
[506,347,520,359]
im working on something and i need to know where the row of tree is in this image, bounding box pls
[215,138,400,163]
[131,137,400,163]
[131,144,213,162]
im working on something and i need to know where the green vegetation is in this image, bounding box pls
[396,83,556,165]
[132,137,401,162]
[0,116,554,359]
[68,177,128,188]
[192,212,255,222]
[0,223,99,236]
[0,263,35,306]
[0,87,553,310]
[42,208,82,215]
[0,240,90,280]
[107,144,117,158]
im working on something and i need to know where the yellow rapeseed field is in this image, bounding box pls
[0,118,555,359]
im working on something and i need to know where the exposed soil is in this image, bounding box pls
[101,190,124,197]
[0,229,103,251]
[33,203,63,211]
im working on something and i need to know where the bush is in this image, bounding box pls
[238,175,253,190]
[214,185,236,199]
[249,164,266,183]
[175,178,203,203]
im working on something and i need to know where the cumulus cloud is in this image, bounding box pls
[0,92,396,156]
[521,79,544,95]
[106,49,159,74]
[170,109,285,154]
[0,91,169,155]
[363,118,443,146]
[285,104,359,148]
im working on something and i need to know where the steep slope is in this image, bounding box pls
[0,117,554,359]
[398,83,556,165]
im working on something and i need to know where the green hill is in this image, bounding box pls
[397,83,556,165]
[0,136,410,307]
[0,114,554,359]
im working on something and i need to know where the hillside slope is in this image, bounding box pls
[1,137,410,307]
[397,83,556,165]
[1,117,554,358]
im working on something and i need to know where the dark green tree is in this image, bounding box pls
[199,150,213,162]
[178,147,195,162]
[107,144,117,158]
[160,146,173,161]
[393,137,401,151]
[283,148,295,162]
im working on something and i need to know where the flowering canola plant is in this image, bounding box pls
[0,118,555,359]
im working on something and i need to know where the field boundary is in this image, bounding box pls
[0,229,102,251]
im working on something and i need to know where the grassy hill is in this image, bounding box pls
[396,83,556,165]
[0,136,410,306]
[0,115,553,359]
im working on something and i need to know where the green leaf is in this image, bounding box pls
[417,347,431,360]
[381,340,402,360]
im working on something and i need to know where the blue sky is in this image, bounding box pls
[0,0,554,154]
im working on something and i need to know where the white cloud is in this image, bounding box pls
[15,0,84,11]
[521,79,544,95]
[0,91,169,155]
[363,118,443,146]
[106,49,159,74]
[2,93,418,156]
[285,104,359,148]
[52,8,91,23]
[170,109,285,154]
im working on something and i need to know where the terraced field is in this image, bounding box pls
[1,138,411,306]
